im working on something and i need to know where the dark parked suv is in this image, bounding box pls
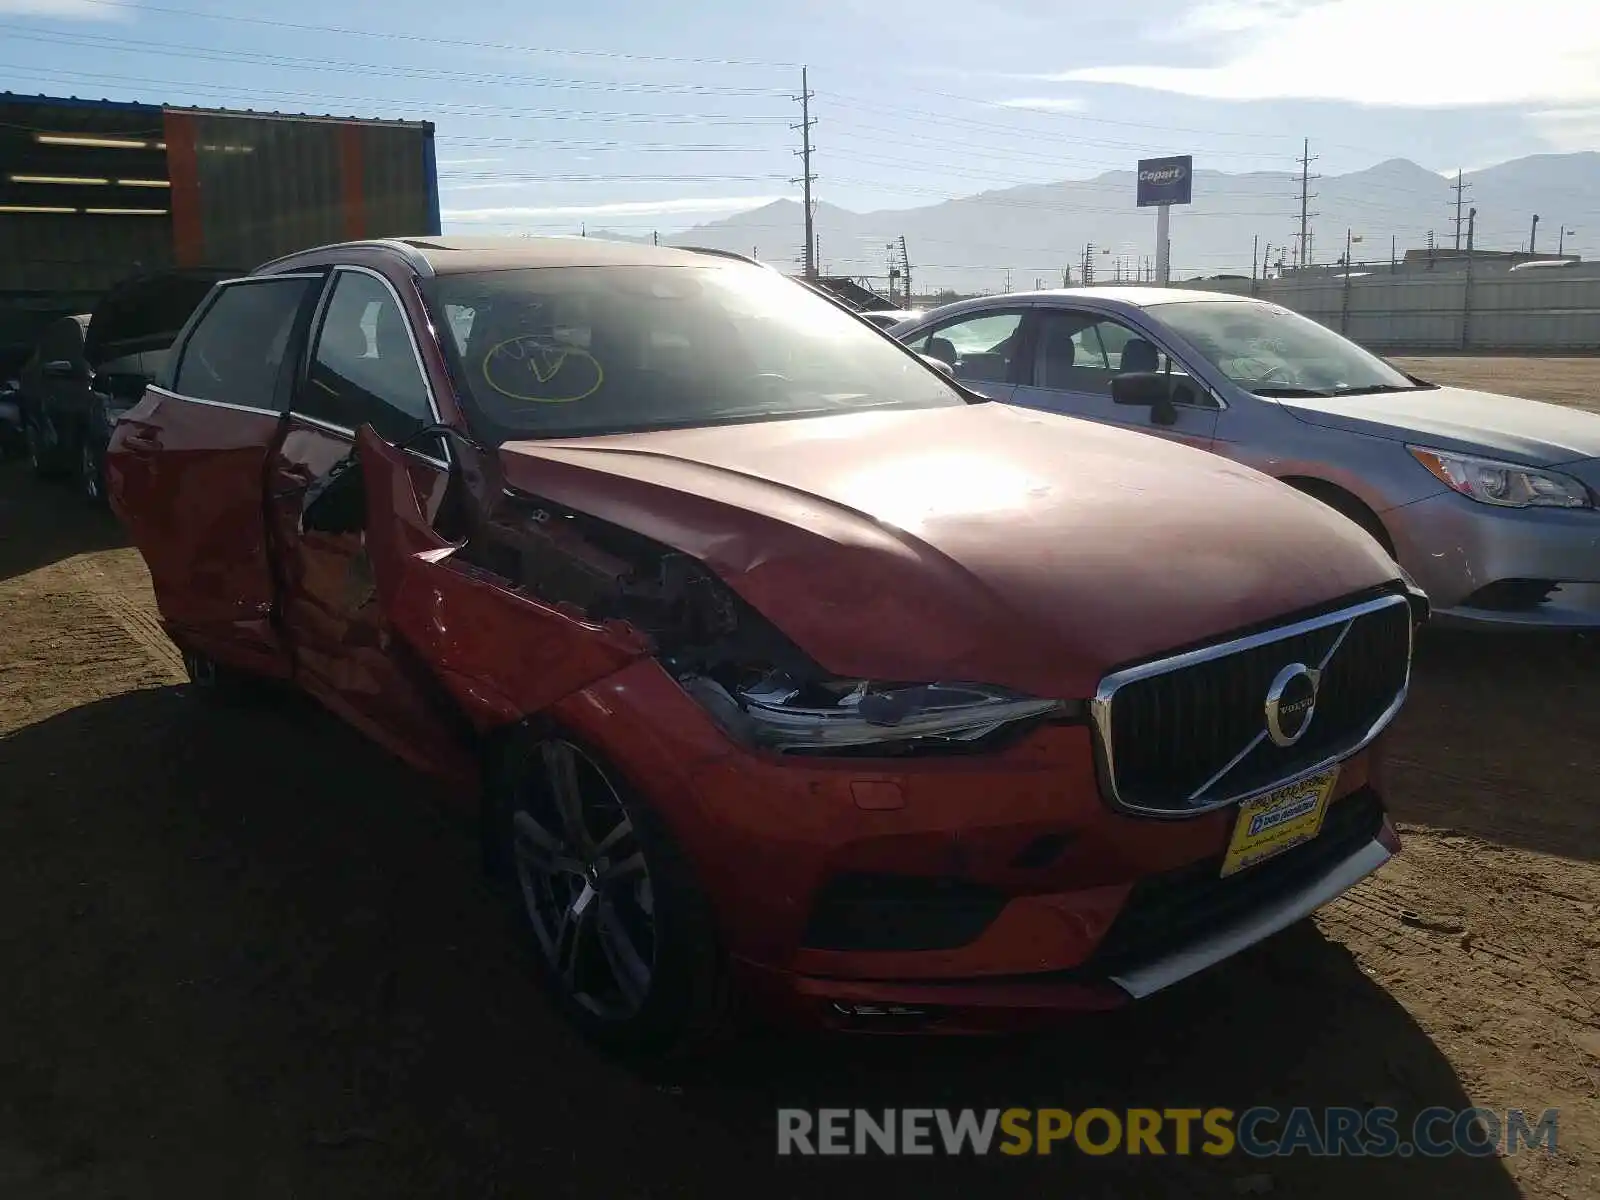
[20,269,235,502]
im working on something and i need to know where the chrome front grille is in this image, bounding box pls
[1090,592,1414,816]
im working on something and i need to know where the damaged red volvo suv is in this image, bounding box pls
[107,237,1425,1058]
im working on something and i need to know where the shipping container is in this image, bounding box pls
[1,93,440,359]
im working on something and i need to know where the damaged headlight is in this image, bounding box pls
[681,670,1072,753]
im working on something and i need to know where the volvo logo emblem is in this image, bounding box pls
[1264,662,1320,748]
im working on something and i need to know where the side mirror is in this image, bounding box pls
[43,359,86,381]
[1111,371,1181,426]
[919,353,955,377]
[301,421,502,542]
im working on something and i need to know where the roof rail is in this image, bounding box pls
[678,245,769,268]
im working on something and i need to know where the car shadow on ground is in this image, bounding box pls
[0,685,1520,1199]
[1387,627,1600,861]
[0,461,126,582]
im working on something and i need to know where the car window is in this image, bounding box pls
[299,269,434,443]
[425,264,963,443]
[174,278,316,410]
[1031,310,1202,402]
[906,311,1025,385]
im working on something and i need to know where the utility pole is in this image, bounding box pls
[1081,242,1096,286]
[1560,225,1575,256]
[1296,138,1319,269]
[1451,170,1471,251]
[1251,233,1259,291]
[1462,207,1477,350]
[1003,267,1012,293]
[898,235,912,305]
[1390,233,1397,272]
[792,67,818,280]
[652,230,659,246]
[1341,228,1354,333]
[1530,213,1540,255]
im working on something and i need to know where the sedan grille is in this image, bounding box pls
[1092,592,1413,815]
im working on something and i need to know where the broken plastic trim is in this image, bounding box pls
[680,673,1075,753]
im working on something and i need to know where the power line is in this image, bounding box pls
[57,0,799,68]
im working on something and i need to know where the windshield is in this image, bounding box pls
[426,264,965,442]
[1153,299,1420,396]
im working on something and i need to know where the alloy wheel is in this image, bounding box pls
[511,739,656,1021]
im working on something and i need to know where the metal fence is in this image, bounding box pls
[1178,269,1600,353]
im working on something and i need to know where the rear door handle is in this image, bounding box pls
[119,433,161,453]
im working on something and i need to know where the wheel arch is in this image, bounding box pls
[1277,473,1396,557]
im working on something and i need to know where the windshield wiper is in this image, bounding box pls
[1328,382,1436,395]
[1251,385,1337,397]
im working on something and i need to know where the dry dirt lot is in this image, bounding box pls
[1394,357,1600,415]
[2,358,1598,1199]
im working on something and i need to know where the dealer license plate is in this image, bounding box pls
[1219,767,1340,878]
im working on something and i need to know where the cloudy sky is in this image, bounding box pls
[3,0,1595,249]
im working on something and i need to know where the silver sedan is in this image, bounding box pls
[892,288,1600,630]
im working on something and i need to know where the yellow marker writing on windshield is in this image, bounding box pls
[482,335,604,403]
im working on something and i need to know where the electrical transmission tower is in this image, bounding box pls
[1451,170,1473,251]
[791,67,818,279]
[1082,242,1096,285]
[1294,138,1320,270]
[897,235,912,304]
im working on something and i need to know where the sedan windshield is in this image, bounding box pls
[426,264,965,442]
[1153,299,1424,396]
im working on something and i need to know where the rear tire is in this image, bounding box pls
[485,728,736,1064]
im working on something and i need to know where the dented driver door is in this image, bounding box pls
[352,425,651,731]
[266,266,473,777]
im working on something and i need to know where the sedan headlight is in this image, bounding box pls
[1408,445,1592,509]
[681,670,1072,753]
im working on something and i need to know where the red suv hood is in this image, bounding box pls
[498,404,1399,698]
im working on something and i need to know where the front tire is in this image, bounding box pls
[486,730,735,1062]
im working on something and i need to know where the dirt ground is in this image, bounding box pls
[1394,357,1600,415]
[2,359,1598,1198]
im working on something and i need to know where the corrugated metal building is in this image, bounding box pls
[1,93,441,359]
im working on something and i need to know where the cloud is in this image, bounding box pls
[0,0,126,15]
[443,195,788,222]
[1045,0,1600,107]
[1527,107,1600,152]
[995,97,1086,112]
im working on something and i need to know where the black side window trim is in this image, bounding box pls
[167,272,328,410]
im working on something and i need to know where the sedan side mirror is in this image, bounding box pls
[919,353,955,377]
[1111,371,1181,426]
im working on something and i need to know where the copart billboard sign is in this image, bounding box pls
[1136,156,1193,207]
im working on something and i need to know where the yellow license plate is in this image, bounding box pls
[1219,767,1340,878]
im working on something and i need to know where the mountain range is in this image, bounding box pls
[595,152,1599,297]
